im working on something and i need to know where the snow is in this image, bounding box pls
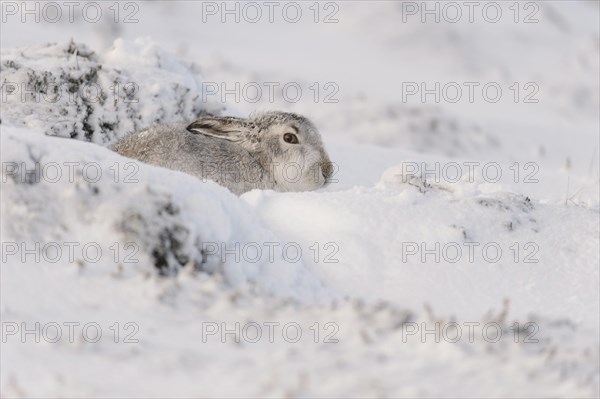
[1,1,599,397]
[0,39,226,143]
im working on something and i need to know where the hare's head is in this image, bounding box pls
[186,111,334,192]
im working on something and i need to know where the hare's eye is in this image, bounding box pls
[283,133,299,144]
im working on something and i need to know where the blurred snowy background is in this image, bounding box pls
[1,1,599,397]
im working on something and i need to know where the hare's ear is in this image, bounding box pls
[186,116,247,142]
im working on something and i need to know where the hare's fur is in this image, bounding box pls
[111,111,333,195]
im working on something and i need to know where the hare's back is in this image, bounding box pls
[112,124,194,162]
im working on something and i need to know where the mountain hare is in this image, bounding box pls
[111,111,334,195]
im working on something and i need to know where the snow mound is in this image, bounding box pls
[0,39,225,144]
[240,163,599,330]
[1,126,322,297]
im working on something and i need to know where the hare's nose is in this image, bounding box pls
[321,161,334,179]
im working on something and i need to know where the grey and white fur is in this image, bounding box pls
[111,111,334,195]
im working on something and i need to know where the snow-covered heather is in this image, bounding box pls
[1,1,599,397]
[0,39,226,143]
